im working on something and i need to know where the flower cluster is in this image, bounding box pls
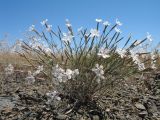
[62,32,74,43]
[130,50,145,71]
[25,65,43,84]
[90,29,100,38]
[52,64,79,84]
[5,64,14,75]
[116,49,127,58]
[97,48,110,58]
[46,91,61,104]
[92,64,105,83]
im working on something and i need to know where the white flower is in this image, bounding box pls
[52,64,66,83]
[95,19,102,23]
[52,64,79,83]
[147,32,153,41]
[92,64,105,83]
[116,19,122,26]
[98,48,110,58]
[62,33,74,43]
[138,63,145,71]
[151,62,156,69]
[116,49,126,58]
[29,25,35,31]
[25,71,35,84]
[115,27,121,33]
[90,29,100,38]
[65,69,73,79]
[74,69,79,75]
[41,19,48,26]
[44,47,52,53]
[46,25,52,32]
[5,64,14,75]
[130,50,145,71]
[46,91,61,101]
[65,19,72,27]
[33,65,43,76]
[65,68,79,79]
[151,52,156,60]
[103,21,110,26]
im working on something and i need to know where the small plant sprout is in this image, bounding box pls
[5,64,14,75]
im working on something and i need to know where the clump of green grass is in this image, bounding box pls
[14,18,159,117]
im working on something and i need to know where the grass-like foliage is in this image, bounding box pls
[13,19,159,117]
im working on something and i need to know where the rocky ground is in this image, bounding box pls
[0,72,160,120]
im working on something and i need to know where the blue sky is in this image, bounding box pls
[0,0,160,45]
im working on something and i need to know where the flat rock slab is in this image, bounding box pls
[0,96,16,110]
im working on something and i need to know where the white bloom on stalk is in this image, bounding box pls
[5,64,14,75]
[25,71,35,84]
[46,24,52,32]
[41,19,48,26]
[29,25,35,31]
[65,69,79,79]
[130,50,145,71]
[33,65,43,76]
[146,32,153,41]
[151,52,156,60]
[95,18,102,23]
[151,62,156,69]
[52,64,66,83]
[116,49,126,58]
[98,48,110,58]
[46,91,61,101]
[103,21,110,26]
[90,29,100,38]
[62,32,74,43]
[116,19,122,26]
[44,47,52,53]
[150,52,157,69]
[52,64,79,83]
[65,19,72,27]
[115,27,121,33]
[92,64,105,83]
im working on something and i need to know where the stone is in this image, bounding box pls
[138,111,148,117]
[135,103,146,110]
